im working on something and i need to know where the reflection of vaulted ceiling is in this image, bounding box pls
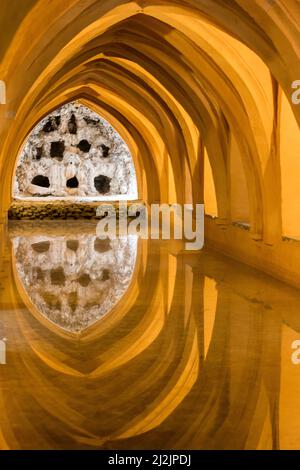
[1,1,300,450]
[3,232,300,450]
[1,0,300,246]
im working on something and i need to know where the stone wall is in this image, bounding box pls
[8,200,143,220]
[14,102,138,200]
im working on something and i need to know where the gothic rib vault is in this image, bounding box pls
[1,1,300,285]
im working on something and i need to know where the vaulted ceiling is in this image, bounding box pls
[1,1,300,246]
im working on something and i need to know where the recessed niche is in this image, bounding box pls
[43,292,61,311]
[31,175,50,188]
[31,241,50,253]
[84,116,99,126]
[68,292,78,312]
[101,144,110,158]
[94,175,111,194]
[78,273,91,287]
[35,147,43,160]
[50,141,65,159]
[67,240,79,252]
[50,267,66,286]
[68,114,77,134]
[42,116,60,133]
[102,269,110,281]
[66,176,79,189]
[35,267,44,281]
[78,139,91,152]
[94,238,111,253]
[42,119,53,133]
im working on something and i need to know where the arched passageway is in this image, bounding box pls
[2,1,300,452]
[1,1,300,284]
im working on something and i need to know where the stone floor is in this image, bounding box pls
[1,220,300,449]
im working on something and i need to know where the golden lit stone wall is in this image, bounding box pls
[1,1,300,284]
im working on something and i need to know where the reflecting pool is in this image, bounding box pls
[1,221,300,449]
[11,228,137,333]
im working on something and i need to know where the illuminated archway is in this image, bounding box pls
[1,0,300,284]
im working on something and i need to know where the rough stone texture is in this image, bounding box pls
[8,200,140,220]
[14,102,138,199]
[94,174,111,194]
[12,231,138,333]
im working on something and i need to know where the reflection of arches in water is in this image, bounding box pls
[4,235,300,449]
[11,232,138,333]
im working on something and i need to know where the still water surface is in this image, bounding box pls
[0,221,300,449]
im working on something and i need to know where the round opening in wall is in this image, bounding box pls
[78,140,91,153]
[94,175,111,194]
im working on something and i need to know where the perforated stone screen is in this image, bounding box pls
[14,102,138,201]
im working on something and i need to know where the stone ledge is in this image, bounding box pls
[8,200,139,220]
